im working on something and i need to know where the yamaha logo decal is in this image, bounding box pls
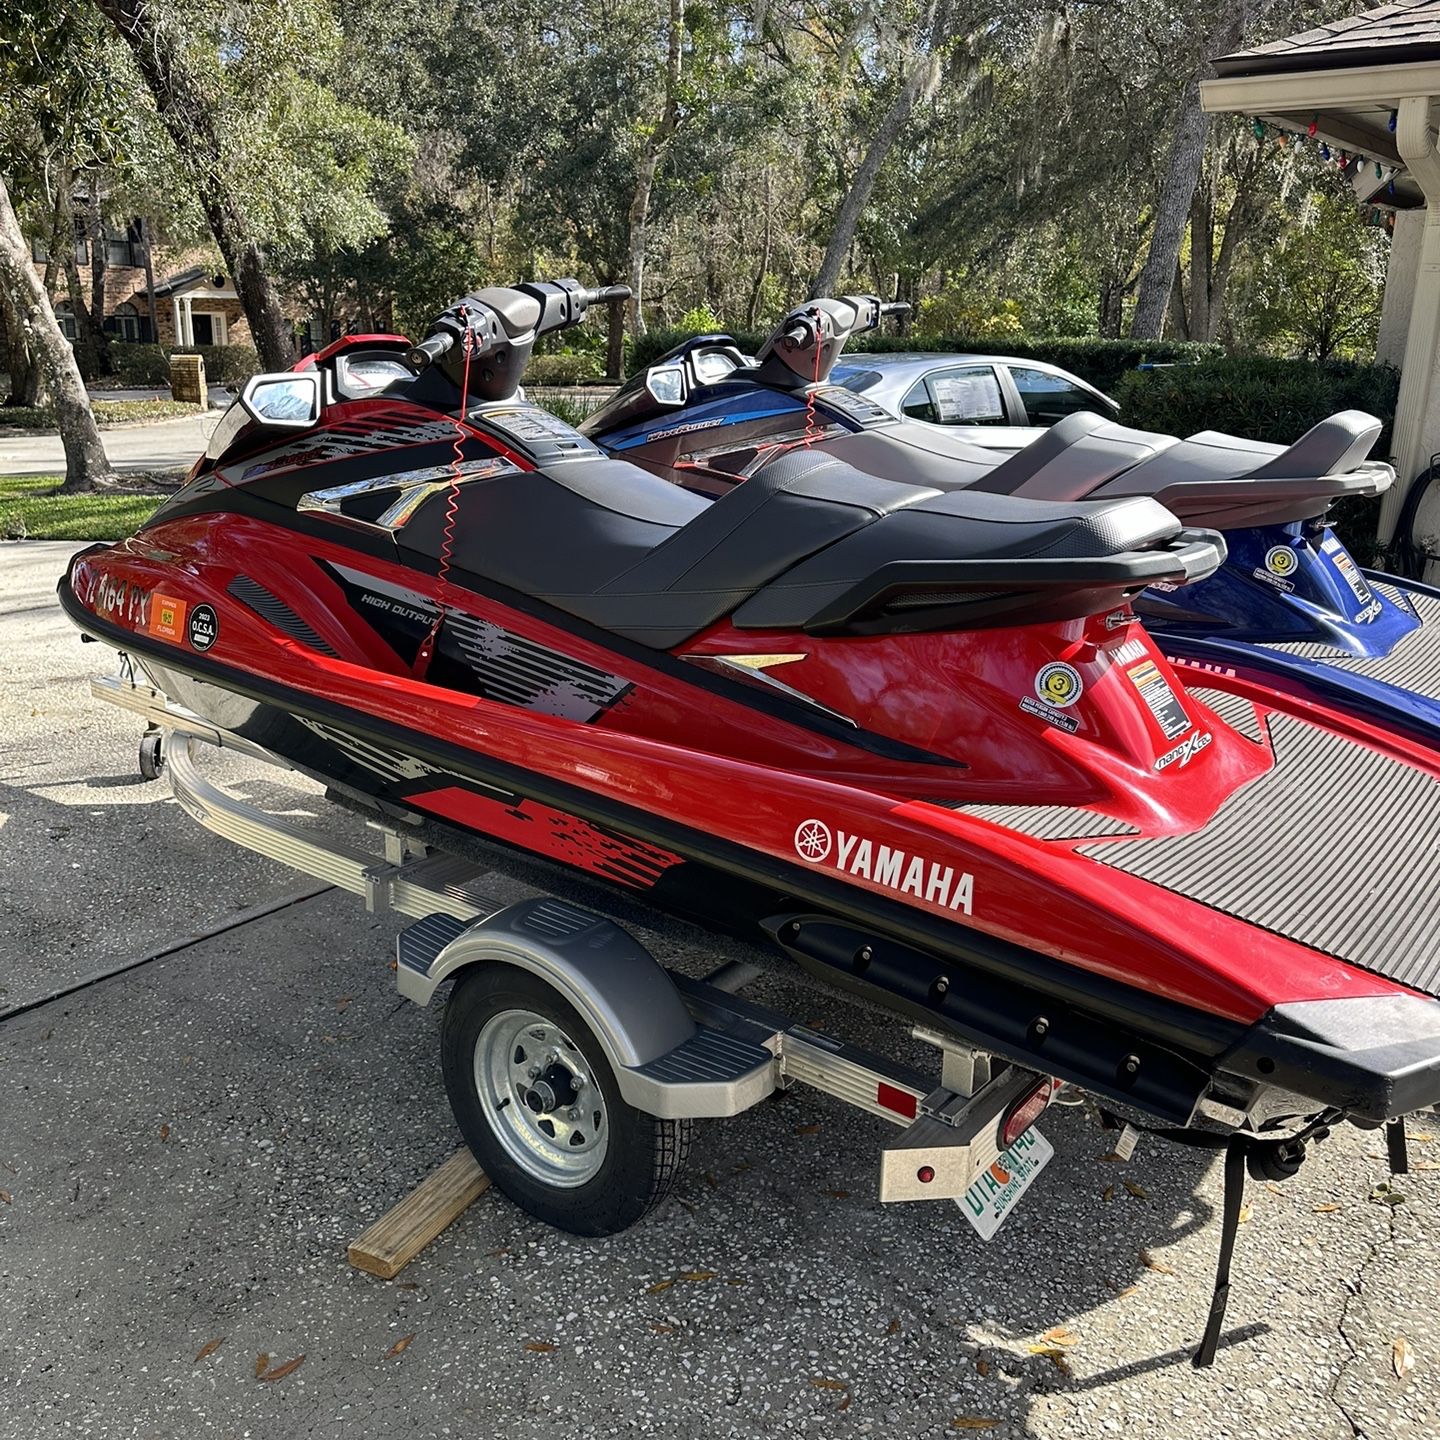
[793,818,833,862]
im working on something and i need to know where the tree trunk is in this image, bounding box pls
[809,45,944,299]
[87,185,114,374]
[97,0,294,370]
[746,170,775,330]
[605,295,625,379]
[625,0,685,339]
[60,215,103,381]
[1129,2,1253,339]
[0,175,116,492]
[2,287,43,406]
[140,216,161,344]
[1167,261,1191,340]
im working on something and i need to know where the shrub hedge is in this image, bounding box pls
[111,342,261,388]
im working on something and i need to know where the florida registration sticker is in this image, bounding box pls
[957,1128,1054,1240]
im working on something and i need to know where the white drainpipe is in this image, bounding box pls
[1380,95,1440,544]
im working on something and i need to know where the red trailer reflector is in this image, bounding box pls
[916,1165,935,1184]
[877,1083,919,1119]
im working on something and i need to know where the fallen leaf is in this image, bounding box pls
[1042,1325,1078,1346]
[335,996,351,1010]
[1238,1203,1253,1224]
[387,958,398,971]
[254,1353,270,1378]
[485,1247,510,1258]
[1139,1249,1175,1275]
[886,1319,901,1335]
[0,1190,11,1205]
[1370,1183,1406,1208]
[193,1337,224,1363]
[1409,1132,1433,1143]
[731,1162,753,1173]
[795,1123,821,1135]
[725,1277,746,1286]
[645,1279,674,1294]
[1265,1182,1284,1196]
[839,1391,852,1412]
[159,1124,171,1142]
[1414,1159,1440,1171]
[1113,1284,1139,1299]
[827,1190,851,1200]
[650,1323,673,1334]
[523,1341,557,1353]
[384,1334,415,1359]
[1098,1153,1124,1163]
[258,1354,304,1382]
[976,1358,990,1377]
[704,1172,718,1189]
[1027,1344,1068,1359]
[950,1421,999,1431]
[811,1377,848,1391]
[395,1282,419,1291]
[679,1270,717,1282]
[1123,1180,1149,1200]
[1101,1184,1116,1203]
[1312,1202,1342,1213]
[1394,1336,1415,1380]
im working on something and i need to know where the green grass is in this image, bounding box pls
[0,475,164,540]
[0,398,203,430]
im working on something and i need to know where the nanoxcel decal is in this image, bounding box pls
[1154,730,1212,771]
[793,819,975,915]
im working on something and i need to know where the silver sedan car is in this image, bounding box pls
[830,353,1119,453]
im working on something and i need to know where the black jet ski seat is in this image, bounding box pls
[402,448,1222,646]
[966,410,1393,528]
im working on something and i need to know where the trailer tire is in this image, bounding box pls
[441,964,691,1237]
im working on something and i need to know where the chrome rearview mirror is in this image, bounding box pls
[241,372,322,429]
[645,363,688,408]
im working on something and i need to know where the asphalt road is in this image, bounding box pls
[0,409,221,476]
[1,541,1437,1439]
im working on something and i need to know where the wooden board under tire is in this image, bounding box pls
[348,1149,491,1279]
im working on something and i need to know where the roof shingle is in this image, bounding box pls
[1214,0,1440,75]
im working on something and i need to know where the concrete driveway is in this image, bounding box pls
[0,411,220,477]
[1,542,1436,1439]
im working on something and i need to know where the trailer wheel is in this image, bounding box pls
[138,731,165,781]
[441,965,691,1237]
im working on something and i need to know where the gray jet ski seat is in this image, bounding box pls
[966,410,1392,528]
[401,448,1218,646]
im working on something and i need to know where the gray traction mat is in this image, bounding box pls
[1264,586,1440,698]
[946,803,1137,841]
[1078,713,1440,997]
[1187,686,1265,743]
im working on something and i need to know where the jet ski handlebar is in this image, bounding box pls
[756,293,909,387]
[407,279,631,399]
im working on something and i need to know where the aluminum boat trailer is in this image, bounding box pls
[92,670,1380,1367]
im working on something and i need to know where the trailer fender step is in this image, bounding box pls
[395,900,777,1119]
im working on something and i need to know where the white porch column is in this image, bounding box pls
[181,294,194,347]
[171,295,182,347]
[1381,95,1440,546]
[1376,209,1423,367]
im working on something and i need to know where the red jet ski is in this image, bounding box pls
[60,282,1440,1304]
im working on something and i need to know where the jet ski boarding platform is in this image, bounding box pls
[89,671,1416,1368]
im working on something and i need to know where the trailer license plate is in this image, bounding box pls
[956,1128,1054,1240]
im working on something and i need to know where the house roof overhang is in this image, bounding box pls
[1200,64,1440,209]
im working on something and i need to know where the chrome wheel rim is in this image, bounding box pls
[474,1008,608,1187]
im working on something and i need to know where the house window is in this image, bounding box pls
[55,304,78,342]
[113,301,143,343]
